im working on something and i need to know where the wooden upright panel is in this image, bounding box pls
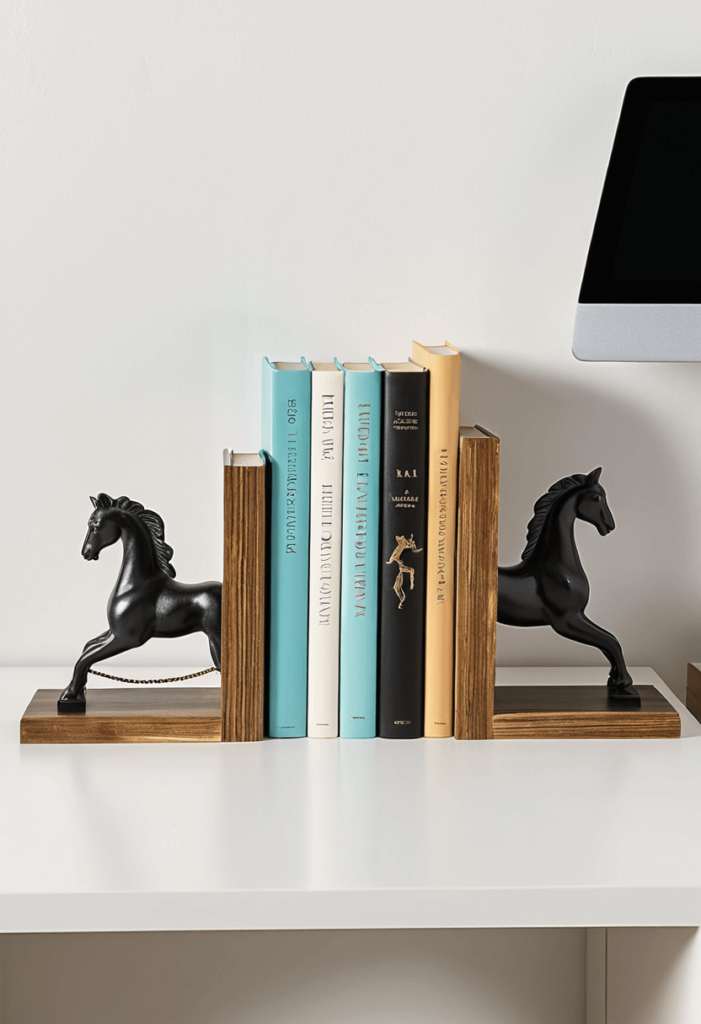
[221,452,267,742]
[454,427,500,740]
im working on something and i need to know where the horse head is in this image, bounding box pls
[81,494,121,560]
[575,468,615,536]
[81,494,176,575]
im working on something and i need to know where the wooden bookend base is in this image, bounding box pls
[20,688,222,744]
[492,685,680,739]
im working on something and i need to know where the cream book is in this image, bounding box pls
[410,341,461,737]
[305,361,344,738]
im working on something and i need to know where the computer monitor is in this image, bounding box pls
[574,77,701,361]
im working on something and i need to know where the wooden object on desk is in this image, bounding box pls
[686,663,701,723]
[454,426,500,740]
[221,451,267,742]
[493,684,680,739]
[20,687,222,743]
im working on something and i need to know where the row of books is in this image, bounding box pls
[220,342,500,742]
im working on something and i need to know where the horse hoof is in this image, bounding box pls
[607,682,641,705]
[57,691,86,714]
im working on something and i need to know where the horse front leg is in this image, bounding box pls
[58,632,142,713]
[581,620,626,683]
[79,629,111,657]
[549,610,639,701]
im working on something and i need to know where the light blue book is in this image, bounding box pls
[336,359,383,738]
[261,358,312,737]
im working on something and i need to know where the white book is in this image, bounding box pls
[306,361,344,738]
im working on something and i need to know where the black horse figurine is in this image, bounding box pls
[58,494,222,713]
[497,468,639,702]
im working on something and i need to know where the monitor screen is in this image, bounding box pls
[575,77,701,359]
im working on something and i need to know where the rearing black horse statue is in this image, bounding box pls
[58,494,222,713]
[497,468,639,701]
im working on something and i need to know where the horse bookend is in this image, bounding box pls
[497,467,640,704]
[58,494,222,713]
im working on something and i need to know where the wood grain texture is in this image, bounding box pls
[454,428,500,740]
[221,459,266,742]
[493,685,681,739]
[20,688,222,743]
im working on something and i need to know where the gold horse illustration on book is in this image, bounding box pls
[387,535,423,609]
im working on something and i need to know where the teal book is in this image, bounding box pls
[261,358,312,737]
[336,359,383,738]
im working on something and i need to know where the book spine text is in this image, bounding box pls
[261,359,311,737]
[338,366,382,737]
[377,371,429,738]
[410,342,461,737]
[307,370,344,737]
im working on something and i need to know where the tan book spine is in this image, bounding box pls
[411,341,461,737]
[454,428,500,740]
[221,454,267,742]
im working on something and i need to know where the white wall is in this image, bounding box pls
[2,1,701,695]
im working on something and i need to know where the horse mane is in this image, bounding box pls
[91,493,176,577]
[521,473,589,560]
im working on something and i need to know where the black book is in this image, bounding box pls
[375,361,429,738]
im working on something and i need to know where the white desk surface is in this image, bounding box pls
[1,666,700,934]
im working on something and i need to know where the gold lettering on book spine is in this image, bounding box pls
[387,534,423,609]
